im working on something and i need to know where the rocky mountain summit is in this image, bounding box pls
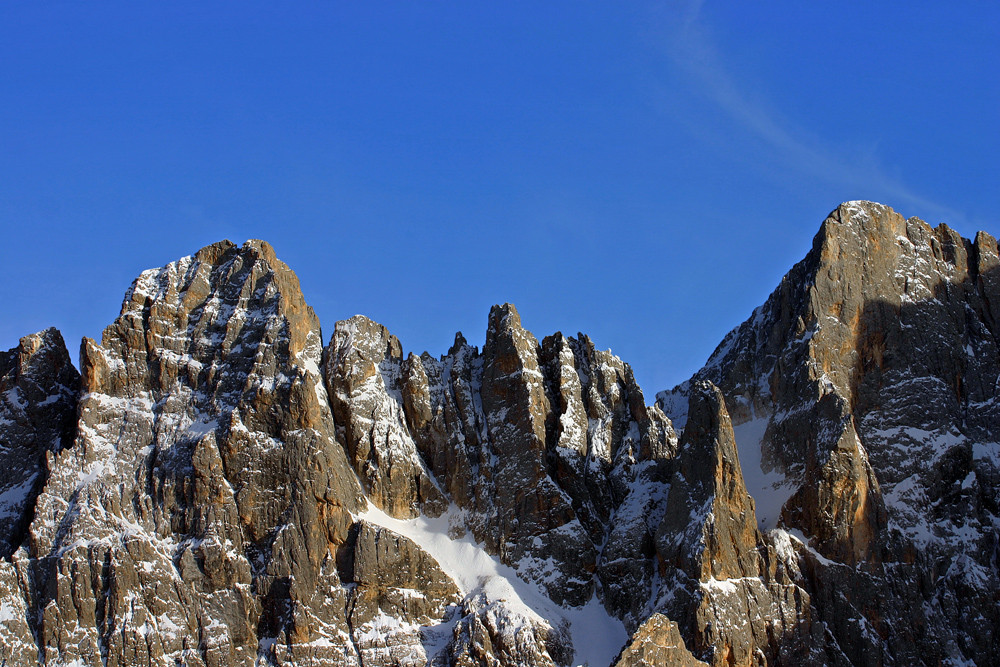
[1,201,997,666]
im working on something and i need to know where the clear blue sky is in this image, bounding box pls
[2,2,997,394]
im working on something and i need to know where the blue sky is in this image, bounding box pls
[1,2,997,394]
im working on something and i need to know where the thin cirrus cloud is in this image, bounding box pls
[657,0,966,226]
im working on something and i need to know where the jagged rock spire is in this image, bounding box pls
[656,380,761,582]
[0,328,79,558]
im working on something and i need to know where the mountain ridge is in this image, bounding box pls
[0,201,997,666]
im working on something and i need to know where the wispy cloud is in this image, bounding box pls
[656,0,966,225]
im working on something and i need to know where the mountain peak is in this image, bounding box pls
[2,206,998,666]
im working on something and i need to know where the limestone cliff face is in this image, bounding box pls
[653,382,825,667]
[1,201,998,667]
[324,315,447,519]
[20,240,373,667]
[660,201,1000,666]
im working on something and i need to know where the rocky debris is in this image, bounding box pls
[611,614,706,667]
[0,328,79,558]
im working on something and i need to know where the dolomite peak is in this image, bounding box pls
[0,202,997,667]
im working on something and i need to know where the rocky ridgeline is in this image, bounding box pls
[0,201,997,667]
[659,201,1000,665]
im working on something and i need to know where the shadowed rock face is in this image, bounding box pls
[0,328,79,559]
[1,201,998,667]
[0,329,80,664]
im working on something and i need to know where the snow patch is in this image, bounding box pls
[778,528,841,567]
[731,418,796,530]
[0,601,23,623]
[358,502,628,667]
[657,382,689,430]
[0,477,36,520]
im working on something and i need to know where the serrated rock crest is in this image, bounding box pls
[1,202,998,667]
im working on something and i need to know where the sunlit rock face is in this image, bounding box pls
[612,614,707,667]
[1,201,998,667]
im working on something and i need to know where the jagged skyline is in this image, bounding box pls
[1,3,997,396]
[3,201,998,665]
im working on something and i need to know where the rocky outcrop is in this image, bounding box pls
[656,382,761,582]
[469,305,595,607]
[325,315,448,519]
[445,598,569,667]
[339,521,461,665]
[612,615,706,667]
[652,382,823,667]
